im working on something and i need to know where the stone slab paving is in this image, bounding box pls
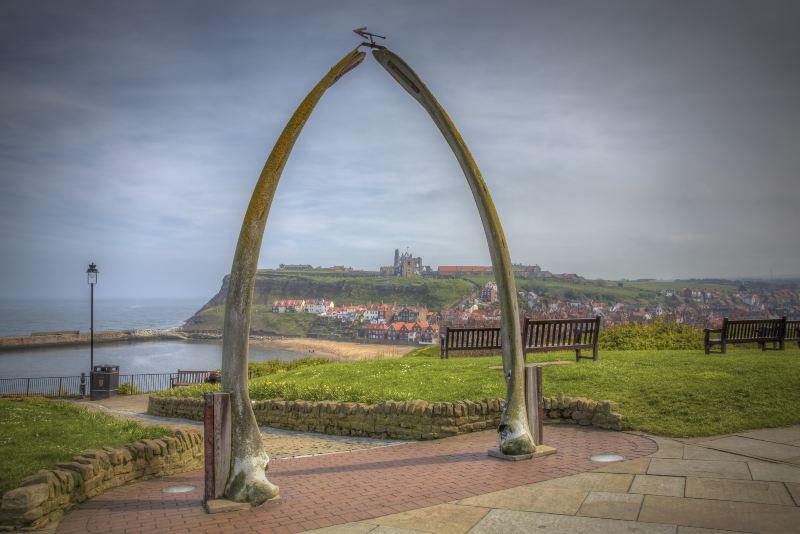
[55,426,655,533]
[308,425,800,534]
[629,474,686,497]
[697,436,800,463]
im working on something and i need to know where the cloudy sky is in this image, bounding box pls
[1,0,798,299]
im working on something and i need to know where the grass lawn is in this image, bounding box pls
[160,345,800,438]
[0,398,172,495]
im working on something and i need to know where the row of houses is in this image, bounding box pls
[272,299,335,314]
[364,321,440,343]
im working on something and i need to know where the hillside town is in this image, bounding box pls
[272,266,800,343]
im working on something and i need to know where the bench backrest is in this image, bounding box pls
[785,320,800,341]
[723,318,785,342]
[174,370,212,384]
[523,316,601,350]
[443,327,502,351]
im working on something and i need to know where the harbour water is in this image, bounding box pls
[0,340,306,379]
[0,298,309,380]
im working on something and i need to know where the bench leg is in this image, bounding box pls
[704,331,710,355]
[592,345,598,361]
[721,341,726,354]
[575,348,581,362]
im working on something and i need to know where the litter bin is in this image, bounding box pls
[91,364,119,400]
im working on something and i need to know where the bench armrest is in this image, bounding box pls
[704,328,722,334]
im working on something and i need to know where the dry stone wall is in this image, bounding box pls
[0,430,203,531]
[148,394,622,440]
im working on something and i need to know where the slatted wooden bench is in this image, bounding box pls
[704,317,786,354]
[440,327,502,359]
[783,319,799,348]
[523,316,602,362]
[170,370,214,388]
[440,316,602,362]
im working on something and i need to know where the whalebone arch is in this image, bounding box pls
[220,46,533,506]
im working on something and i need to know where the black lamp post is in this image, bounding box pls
[87,263,98,374]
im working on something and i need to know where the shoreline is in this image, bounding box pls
[249,337,415,361]
[0,330,419,360]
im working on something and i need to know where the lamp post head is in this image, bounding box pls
[87,262,98,285]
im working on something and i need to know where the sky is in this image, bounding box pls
[0,0,798,299]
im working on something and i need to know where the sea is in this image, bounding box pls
[0,298,306,379]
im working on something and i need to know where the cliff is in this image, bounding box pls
[182,270,474,334]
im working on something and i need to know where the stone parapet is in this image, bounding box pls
[0,430,203,531]
[148,394,622,439]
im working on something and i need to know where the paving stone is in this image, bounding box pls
[638,495,800,533]
[684,477,794,505]
[370,527,428,534]
[682,445,752,462]
[748,462,800,483]
[786,482,800,506]
[595,457,651,475]
[650,439,685,459]
[304,523,378,534]
[203,499,251,514]
[459,485,588,515]
[648,459,751,480]
[364,503,489,534]
[698,436,800,462]
[630,475,685,497]
[469,509,677,534]
[534,472,634,492]
[676,528,746,534]
[737,427,800,445]
[577,491,643,520]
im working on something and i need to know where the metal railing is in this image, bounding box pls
[0,375,85,398]
[0,372,182,398]
[119,373,175,393]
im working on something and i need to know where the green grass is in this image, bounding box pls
[159,346,800,438]
[250,271,474,309]
[464,275,738,306]
[0,398,172,495]
[187,306,317,336]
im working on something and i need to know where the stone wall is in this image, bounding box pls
[0,430,203,531]
[148,394,622,441]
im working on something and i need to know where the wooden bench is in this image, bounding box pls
[523,316,602,362]
[170,370,214,388]
[440,316,602,362]
[704,317,786,354]
[784,319,800,348]
[440,327,502,359]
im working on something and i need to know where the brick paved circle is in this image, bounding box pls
[56,426,656,533]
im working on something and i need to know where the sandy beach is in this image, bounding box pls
[249,337,416,361]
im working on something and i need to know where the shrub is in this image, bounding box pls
[599,319,703,350]
[117,383,141,395]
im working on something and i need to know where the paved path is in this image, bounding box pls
[62,397,800,533]
[55,425,655,533]
[322,426,800,534]
[78,395,403,459]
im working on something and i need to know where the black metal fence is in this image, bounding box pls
[0,372,178,398]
